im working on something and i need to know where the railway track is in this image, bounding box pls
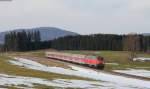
[66,62,150,81]
[16,55,150,81]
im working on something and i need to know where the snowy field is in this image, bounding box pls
[114,69,150,78]
[4,57,150,89]
[0,74,103,89]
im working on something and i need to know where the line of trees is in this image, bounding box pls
[2,31,150,53]
[52,34,150,52]
[52,34,123,51]
[123,34,150,52]
[4,30,51,51]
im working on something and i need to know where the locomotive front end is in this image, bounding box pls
[96,56,105,69]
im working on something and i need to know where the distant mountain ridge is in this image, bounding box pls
[0,27,79,44]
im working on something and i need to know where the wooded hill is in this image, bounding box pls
[0,27,78,44]
[3,31,51,51]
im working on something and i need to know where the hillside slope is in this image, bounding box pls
[0,27,78,44]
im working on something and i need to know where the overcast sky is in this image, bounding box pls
[0,0,150,34]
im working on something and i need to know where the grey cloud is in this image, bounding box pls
[0,0,149,34]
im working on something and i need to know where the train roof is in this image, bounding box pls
[46,51,86,58]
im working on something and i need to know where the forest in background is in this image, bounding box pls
[2,31,51,51]
[52,34,150,52]
[1,30,150,53]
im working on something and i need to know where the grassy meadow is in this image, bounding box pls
[0,51,93,89]
[9,49,150,71]
[0,50,149,88]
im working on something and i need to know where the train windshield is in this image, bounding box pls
[87,56,97,59]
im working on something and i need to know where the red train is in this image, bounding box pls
[45,52,105,69]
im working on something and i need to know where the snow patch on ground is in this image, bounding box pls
[9,57,150,89]
[105,63,119,65]
[71,66,150,89]
[10,57,92,76]
[135,67,150,69]
[114,69,150,78]
[133,57,150,61]
[0,74,103,89]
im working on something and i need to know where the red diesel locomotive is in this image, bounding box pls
[45,52,105,69]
